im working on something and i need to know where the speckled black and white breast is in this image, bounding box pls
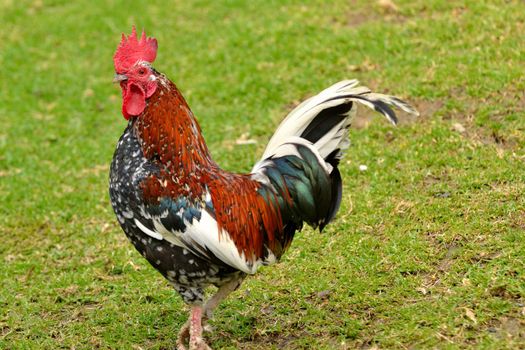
[109,122,242,304]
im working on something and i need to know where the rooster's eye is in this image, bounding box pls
[138,68,146,75]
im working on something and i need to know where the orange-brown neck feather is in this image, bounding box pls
[134,79,284,261]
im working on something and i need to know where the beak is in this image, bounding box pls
[113,74,128,83]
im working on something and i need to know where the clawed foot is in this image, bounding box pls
[176,325,212,350]
[176,322,213,350]
[189,336,212,350]
[176,307,212,350]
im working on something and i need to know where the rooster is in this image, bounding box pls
[109,27,417,350]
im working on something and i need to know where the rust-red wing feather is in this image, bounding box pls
[136,80,283,262]
[207,174,282,260]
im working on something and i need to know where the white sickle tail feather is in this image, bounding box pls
[258,79,419,163]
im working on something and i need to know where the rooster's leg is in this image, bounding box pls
[188,305,211,350]
[177,278,243,349]
[203,278,244,321]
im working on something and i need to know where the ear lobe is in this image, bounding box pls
[124,83,146,117]
[145,81,158,98]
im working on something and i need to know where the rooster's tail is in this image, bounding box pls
[252,80,418,231]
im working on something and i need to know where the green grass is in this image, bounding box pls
[1,0,524,348]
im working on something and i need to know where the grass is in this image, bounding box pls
[1,0,524,348]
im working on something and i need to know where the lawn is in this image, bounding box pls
[1,0,524,349]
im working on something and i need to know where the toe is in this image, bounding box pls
[176,321,190,350]
[189,338,212,350]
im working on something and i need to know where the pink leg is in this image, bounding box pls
[177,278,244,349]
[189,306,211,350]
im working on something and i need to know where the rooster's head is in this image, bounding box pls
[113,26,158,120]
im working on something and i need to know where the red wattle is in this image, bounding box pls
[123,83,146,118]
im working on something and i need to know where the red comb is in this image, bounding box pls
[113,26,158,72]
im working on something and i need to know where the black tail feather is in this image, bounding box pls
[300,102,353,144]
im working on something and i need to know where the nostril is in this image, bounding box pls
[113,74,128,83]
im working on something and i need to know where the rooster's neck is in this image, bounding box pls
[133,79,215,173]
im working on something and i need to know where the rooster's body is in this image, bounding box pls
[109,28,417,350]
